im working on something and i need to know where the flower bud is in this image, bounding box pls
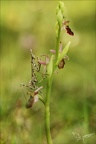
[57,10,63,24]
[59,1,65,14]
[56,6,59,15]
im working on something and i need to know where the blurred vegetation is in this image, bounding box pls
[0,1,96,144]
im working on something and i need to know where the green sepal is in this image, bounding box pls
[47,55,54,77]
[56,41,71,66]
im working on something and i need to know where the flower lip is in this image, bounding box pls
[58,58,65,69]
[66,26,74,36]
[62,20,74,36]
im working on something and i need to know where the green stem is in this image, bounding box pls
[45,22,61,144]
[55,23,61,63]
[45,78,53,144]
[54,23,61,72]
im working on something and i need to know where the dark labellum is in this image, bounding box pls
[25,96,34,109]
[66,26,74,36]
[58,58,65,69]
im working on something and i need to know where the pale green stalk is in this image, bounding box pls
[45,2,71,144]
[45,78,53,144]
[45,19,61,144]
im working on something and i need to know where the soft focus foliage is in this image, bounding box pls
[0,1,96,144]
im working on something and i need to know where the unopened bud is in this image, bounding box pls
[57,10,63,24]
[56,6,59,15]
[59,1,65,14]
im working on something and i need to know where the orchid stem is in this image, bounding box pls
[45,25,61,144]
[45,78,53,144]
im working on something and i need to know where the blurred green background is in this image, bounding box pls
[0,1,96,144]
